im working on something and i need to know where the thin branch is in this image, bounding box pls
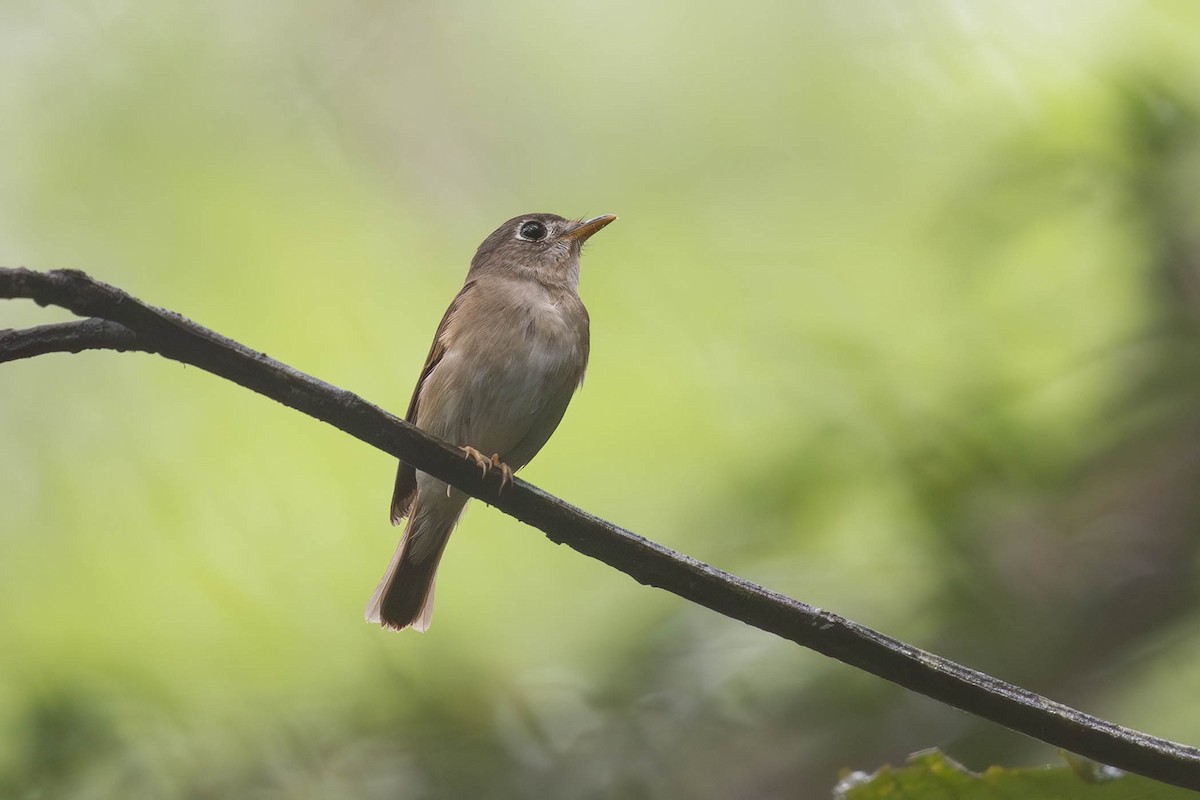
[2,266,1199,791]
[0,318,144,363]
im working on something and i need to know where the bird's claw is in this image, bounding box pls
[461,446,491,478]
[460,447,513,493]
[491,454,514,494]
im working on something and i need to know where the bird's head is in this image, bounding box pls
[469,212,617,289]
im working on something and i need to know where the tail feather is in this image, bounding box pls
[366,490,464,632]
[365,537,445,632]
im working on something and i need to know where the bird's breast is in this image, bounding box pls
[477,290,587,396]
[416,280,588,452]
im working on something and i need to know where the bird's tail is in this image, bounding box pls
[365,491,465,632]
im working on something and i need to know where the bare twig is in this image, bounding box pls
[0,318,142,362]
[3,266,1199,790]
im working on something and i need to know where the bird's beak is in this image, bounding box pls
[561,214,618,241]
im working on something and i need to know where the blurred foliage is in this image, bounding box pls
[4,1,1200,797]
[835,750,1187,799]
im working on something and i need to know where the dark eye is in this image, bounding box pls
[518,220,548,241]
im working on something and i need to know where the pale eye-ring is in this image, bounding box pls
[518,220,548,241]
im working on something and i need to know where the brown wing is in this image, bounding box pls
[390,281,476,524]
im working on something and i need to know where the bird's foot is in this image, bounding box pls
[491,454,514,494]
[461,446,492,478]
[459,447,513,493]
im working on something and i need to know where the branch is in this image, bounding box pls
[0,318,143,362]
[3,266,1199,790]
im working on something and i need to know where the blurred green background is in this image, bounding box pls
[4,1,1200,797]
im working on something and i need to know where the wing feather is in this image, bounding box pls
[389,281,476,524]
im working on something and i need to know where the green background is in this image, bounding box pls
[3,2,1200,796]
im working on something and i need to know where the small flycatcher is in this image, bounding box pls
[366,212,617,632]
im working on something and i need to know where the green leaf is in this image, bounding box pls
[834,750,1189,799]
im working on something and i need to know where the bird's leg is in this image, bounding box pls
[490,454,514,494]
[461,446,491,478]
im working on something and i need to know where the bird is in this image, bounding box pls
[365,212,617,632]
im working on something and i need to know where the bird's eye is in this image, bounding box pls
[518,220,548,241]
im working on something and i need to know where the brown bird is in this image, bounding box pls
[365,212,617,631]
